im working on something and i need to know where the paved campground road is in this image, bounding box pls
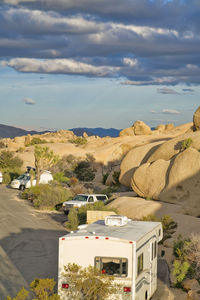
[0,185,171,300]
[0,185,66,299]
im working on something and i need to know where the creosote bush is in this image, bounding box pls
[74,161,95,181]
[6,278,60,300]
[53,172,69,184]
[69,137,87,145]
[21,183,72,209]
[172,234,200,286]
[181,138,193,151]
[26,137,48,146]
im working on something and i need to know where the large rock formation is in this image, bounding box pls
[119,120,152,137]
[133,120,152,135]
[119,141,163,187]
[193,106,200,131]
[120,131,200,216]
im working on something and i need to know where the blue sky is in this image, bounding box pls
[0,0,200,131]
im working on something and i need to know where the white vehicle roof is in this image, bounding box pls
[75,194,107,196]
[64,219,161,242]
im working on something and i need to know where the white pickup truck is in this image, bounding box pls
[62,194,108,214]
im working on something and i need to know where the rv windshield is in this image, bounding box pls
[73,195,88,202]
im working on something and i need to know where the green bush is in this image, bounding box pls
[172,234,200,284]
[172,260,190,287]
[102,173,109,185]
[0,150,23,169]
[181,138,193,151]
[26,137,48,146]
[53,172,69,184]
[74,161,95,181]
[69,137,87,145]
[21,184,72,209]
[65,208,79,231]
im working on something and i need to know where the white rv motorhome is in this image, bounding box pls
[58,215,163,300]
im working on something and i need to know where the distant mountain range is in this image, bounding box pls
[70,127,121,137]
[0,124,121,138]
[0,124,49,139]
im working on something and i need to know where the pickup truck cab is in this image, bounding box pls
[62,194,108,214]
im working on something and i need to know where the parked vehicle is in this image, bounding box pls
[58,215,163,300]
[10,170,53,190]
[0,171,2,184]
[62,194,108,214]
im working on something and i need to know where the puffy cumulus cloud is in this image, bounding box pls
[161,109,181,115]
[3,58,119,76]
[23,97,36,105]
[157,87,180,94]
[1,0,200,86]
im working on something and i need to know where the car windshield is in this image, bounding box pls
[17,175,26,180]
[73,195,88,202]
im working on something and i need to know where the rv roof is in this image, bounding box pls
[65,220,161,242]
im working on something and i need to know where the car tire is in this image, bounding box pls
[64,210,69,215]
[19,185,25,191]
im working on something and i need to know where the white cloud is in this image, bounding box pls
[157,87,180,94]
[23,97,36,105]
[123,57,138,67]
[161,109,181,115]
[3,58,119,77]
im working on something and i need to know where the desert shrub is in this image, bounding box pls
[173,234,200,284]
[53,172,69,184]
[21,184,72,209]
[50,154,79,175]
[26,137,48,146]
[99,186,119,198]
[69,137,87,145]
[2,169,22,184]
[0,150,23,169]
[62,263,120,300]
[69,176,79,186]
[65,208,79,231]
[6,278,60,300]
[172,260,190,287]
[74,161,95,181]
[181,138,193,151]
[102,173,109,184]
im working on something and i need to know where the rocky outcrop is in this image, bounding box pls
[156,124,175,132]
[119,120,152,136]
[119,141,163,187]
[120,131,200,216]
[131,159,170,199]
[193,106,200,131]
[119,127,135,137]
[133,120,152,135]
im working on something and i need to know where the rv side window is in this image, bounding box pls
[137,253,143,276]
[95,257,128,277]
[154,241,157,259]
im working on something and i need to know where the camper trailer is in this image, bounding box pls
[58,215,163,300]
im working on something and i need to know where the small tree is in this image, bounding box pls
[65,208,79,231]
[62,263,121,300]
[34,145,59,184]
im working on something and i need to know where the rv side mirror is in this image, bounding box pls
[161,250,165,257]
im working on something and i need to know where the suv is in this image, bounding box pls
[62,194,108,214]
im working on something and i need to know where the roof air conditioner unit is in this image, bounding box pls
[105,215,128,227]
